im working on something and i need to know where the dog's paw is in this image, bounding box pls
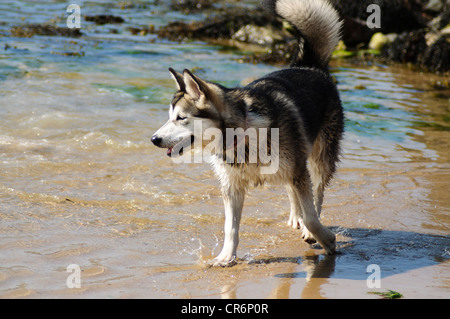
[322,236,336,255]
[209,257,237,267]
[303,236,317,245]
[209,253,237,267]
[287,215,301,229]
[316,229,336,255]
[302,226,317,244]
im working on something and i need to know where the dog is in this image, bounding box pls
[152,0,344,266]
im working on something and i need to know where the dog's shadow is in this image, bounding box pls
[251,226,449,283]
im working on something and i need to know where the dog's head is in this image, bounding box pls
[151,68,225,157]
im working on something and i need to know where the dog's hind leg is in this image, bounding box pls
[292,169,336,254]
[286,184,302,229]
[308,154,329,218]
[308,159,325,218]
[308,129,340,218]
[213,185,245,266]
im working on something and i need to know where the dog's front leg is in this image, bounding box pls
[213,186,245,266]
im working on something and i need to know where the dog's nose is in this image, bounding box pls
[151,135,162,147]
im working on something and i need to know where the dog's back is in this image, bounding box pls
[243,67,342,145]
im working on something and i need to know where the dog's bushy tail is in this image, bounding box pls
[263,0,342,69]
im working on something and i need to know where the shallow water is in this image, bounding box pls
[0,1,449,299]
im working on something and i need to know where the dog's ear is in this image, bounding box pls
[169,67,185,91]
[183,69,207,101]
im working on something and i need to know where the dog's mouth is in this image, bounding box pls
[167,135,195,157]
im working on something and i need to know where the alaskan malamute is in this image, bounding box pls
[152,0,344,266]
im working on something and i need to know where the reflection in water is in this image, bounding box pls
[217,254,337,299]
[300,254,336,299]
[269,253,336,299]
[215,227,449,299]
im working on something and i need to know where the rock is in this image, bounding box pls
[10,24,83,38]
[328,0,428,46]
[330,0,426,34]
[232,25,284,45]
[242,40,298,65]
[85,15,125,25]
[425,31,440,46]
[424,0,449,13]
[383,31,427,64]
[155,7,282,42]
[442,26,450,35]
[427,10,450,31]
[383,30,450,73]
[368,32,389,51]
[419,34,450,73]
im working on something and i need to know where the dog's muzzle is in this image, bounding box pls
[151,134,195,157]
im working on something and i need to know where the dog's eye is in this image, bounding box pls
[176,115,187,121]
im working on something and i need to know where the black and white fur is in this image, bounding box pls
[152,0,344,266]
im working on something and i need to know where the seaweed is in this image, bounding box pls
[368,290,403,299]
